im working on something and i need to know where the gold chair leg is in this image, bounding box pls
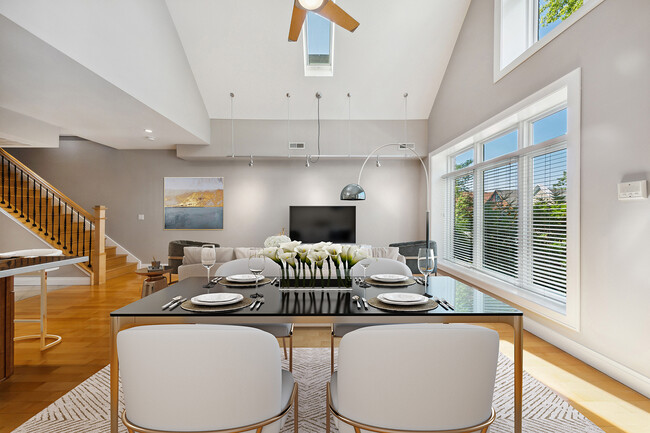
[326,390,331,433]
[330,332,335,374]
[282,337,288,360]
[289,334,293,372]
[294,384,299,433]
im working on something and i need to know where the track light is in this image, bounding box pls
[376,155,381,167]
[305,155,310,167]
[248,155,254,167]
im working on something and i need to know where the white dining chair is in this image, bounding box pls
[118,324,298,433]
[216,258,294,371]
[327,324,499,433]
[330,258,413,372]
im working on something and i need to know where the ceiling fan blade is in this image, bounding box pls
[288,4,308,41]
[316,1,359,33]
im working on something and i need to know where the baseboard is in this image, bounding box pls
[14,276,91,286]
[525,317,650,398]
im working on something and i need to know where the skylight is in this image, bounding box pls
[304,12,334,76]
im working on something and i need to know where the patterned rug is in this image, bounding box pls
[14,348,603,432]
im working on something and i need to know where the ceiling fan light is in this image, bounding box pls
[298,0,326,11]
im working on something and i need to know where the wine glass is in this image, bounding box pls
[417,248,436,290]
[248,248,266,295]
[201,244,216,290]
[358,256,375,287]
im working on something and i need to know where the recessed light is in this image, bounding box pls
[146,136,156,141]
[144,129,153,133]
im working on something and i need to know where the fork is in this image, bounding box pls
[433,297,449,310]
[249,293,260,310]
[255,296,265,310]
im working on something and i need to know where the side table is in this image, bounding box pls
[136,267,173,298]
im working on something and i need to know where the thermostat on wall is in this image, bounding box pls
[617,180,647,200]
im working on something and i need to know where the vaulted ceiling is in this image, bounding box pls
[0,0,470,149]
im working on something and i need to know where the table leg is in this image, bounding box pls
[110,316,120,433]
[513,315,523,433]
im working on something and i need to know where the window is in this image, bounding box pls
[495,0,604,81]
[304,11,334,76]
[432,69,580,328]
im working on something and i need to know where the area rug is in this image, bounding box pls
[13,348,603,433]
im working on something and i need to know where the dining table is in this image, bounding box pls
[110,275,524,433]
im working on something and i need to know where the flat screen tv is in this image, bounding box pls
[289,206,356,243]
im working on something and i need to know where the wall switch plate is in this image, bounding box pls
[138,214,145,220]
[289,142,305,150]
[617,180,647,200]
[398,143,415,150]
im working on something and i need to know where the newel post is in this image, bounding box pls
[92,205,107,285]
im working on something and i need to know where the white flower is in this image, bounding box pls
[295,244,312,261]
[261,247,279,261]
[350,248,371,266]
[308,250,329,267]
[324,244,342,256]
[342,245,359,262]
[312,241,332,250]
[280,240,302,252]
[279,251,297,266]
[264,235,291,248]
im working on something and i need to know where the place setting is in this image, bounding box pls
[367,291,439,312]
[361,273,416,287]
[179,292,255,313]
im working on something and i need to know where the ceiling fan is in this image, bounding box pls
[288,0,360,42]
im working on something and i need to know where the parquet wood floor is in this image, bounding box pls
[0,274,648,432]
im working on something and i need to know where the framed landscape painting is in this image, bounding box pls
[164,177,224,230]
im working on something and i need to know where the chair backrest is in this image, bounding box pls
[117,324,282,432]
[216,257,281,276]
[350,257,412,277]
[336,324,499,431]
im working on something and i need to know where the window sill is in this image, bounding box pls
[494,0,606,83]
[439,259,579,331]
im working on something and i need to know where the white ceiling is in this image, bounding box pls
[166,0,470,120]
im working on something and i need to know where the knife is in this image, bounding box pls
[161,296,181,310]
[441,298,455,310]
[168,298,186,311]
[433,297,449,310]
[361,297,369,310]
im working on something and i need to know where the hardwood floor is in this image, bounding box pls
[0,274,648,432]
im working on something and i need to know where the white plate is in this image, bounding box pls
[377,292,428,306]
[370,274,409,283]
[225,274,264,283]
[191,293,243,306]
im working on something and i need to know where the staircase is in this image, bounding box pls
[0,148,136,283]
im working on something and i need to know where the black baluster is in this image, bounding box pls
[62,202,67,250]
[44,190,49,236]
[31,178,37,226]
[7,162,12,210]
[38,184,43,231]
[19,170,24,218]
[75,211,80,256]
[69,209,74,255]
[57,198,62,245]
[88,223,93,269]
[82,216,86,259]
[25,176,30,222]
[13,164,18,213]
[1,156,5,205]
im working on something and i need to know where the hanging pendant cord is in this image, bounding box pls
[230,93,235,158]
[309,92,322,164]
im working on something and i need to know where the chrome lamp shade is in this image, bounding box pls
[340,183,366,200]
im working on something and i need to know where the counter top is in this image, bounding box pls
[0,256,88,278]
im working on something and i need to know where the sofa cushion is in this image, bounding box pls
[234,247,254,260]
[183,247,234,265]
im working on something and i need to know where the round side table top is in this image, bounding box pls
[136,266,172,277]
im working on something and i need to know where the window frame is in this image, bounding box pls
[430,68,581,330]
[494,0,606,82]
[303,11,335,77]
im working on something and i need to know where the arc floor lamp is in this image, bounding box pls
[340,143,431,249]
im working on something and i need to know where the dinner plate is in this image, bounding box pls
[370,274,409,283]
[377,292,428,306]
[191,293,243,306]
[225,274,264,283]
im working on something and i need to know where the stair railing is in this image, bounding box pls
[0,148,106,284]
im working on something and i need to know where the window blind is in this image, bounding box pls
[482,162,519,279]
[525,149,567,299]
[453,174,474,263]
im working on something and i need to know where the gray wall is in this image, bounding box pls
[428,0,650,380]
[8,139,426,264]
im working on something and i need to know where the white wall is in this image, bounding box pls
[8,139,426,264]
[0,107,59,148]
[427,0,650,393]
[0,0,209,144]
